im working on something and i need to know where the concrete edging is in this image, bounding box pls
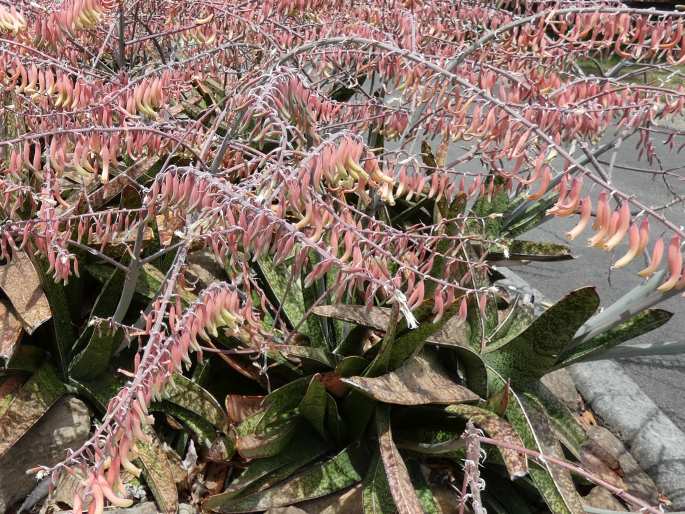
[498,268,685,510]
[570,361,685,510]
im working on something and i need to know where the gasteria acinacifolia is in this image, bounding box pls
[2,0,685,512]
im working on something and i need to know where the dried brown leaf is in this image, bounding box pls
[0,364,65,458]
[376,406,424,514]
[0,252,51,334]
[343,353,479,406]
[225,394,264,425]
[0,299,23,364]
[135,430,181,514]
[312,304,469,346]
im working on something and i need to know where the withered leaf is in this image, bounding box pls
[376,406,424,514]
[343,352,478,406]
[0,298,23,364]
[135,430,181,514]
[0,363,65,458]
[0,252,51,334]
[225,394,264,425]
[312,304,470,346]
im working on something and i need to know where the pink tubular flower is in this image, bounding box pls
[612,223,640,269]
[657,236,682,291]
[527,165,551,200]
[603,202,631,251]
[638,238,665,278]
[566,196,592,240]
[547,176,582,217]
[588,195,612,247]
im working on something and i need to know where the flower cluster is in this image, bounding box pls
[54,283,262,514]
[1,1,685,511]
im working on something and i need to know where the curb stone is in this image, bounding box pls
[496,267,685,511]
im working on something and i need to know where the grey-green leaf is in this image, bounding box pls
[558,309,672,367]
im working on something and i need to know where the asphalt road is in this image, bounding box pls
[511,132,685,430]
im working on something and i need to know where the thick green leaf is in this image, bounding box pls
[365,303,401,377]
[407,459,443,514]
[396,434,464,457]
[387,305,459,370]
[259,376,308,430]
[255,258,305,331]
[486,379,510,417]
[524,382,586,457]
[273,345,337,369]
[0,363,65,458]
[299,375,328,439]
[362,451,395,514]
[3,345,44,373]
[236,413,301,459]
[344,352,478,406]
[301,252,337,348]
[334,325,371,356]
[238,379,307,452]
[342,389,376,440]
[68,327,121,380]
[487,369,584,514]
[70,373,126,413]
[376,406,424,514]
[87,263,197,304]
[488,240,573,262]
[469,178,510,239]
[163,373,226,430]
[31,255,74,374]
[486,300,536,352]
[154,401,220,450]
[335,355,369,377]
[502,192,558,238]
[558,309,673,367]
[205,444,368,512]
[585,339,685,360]
[69,268,126,379]
[207,430,328,502]
[436,345,488,398]
[572,270,667,342]
[485,288,599,384]
[520,394,585,514]
[324,391,346,444]
[135,431,180,514]
[447,404,528,479]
